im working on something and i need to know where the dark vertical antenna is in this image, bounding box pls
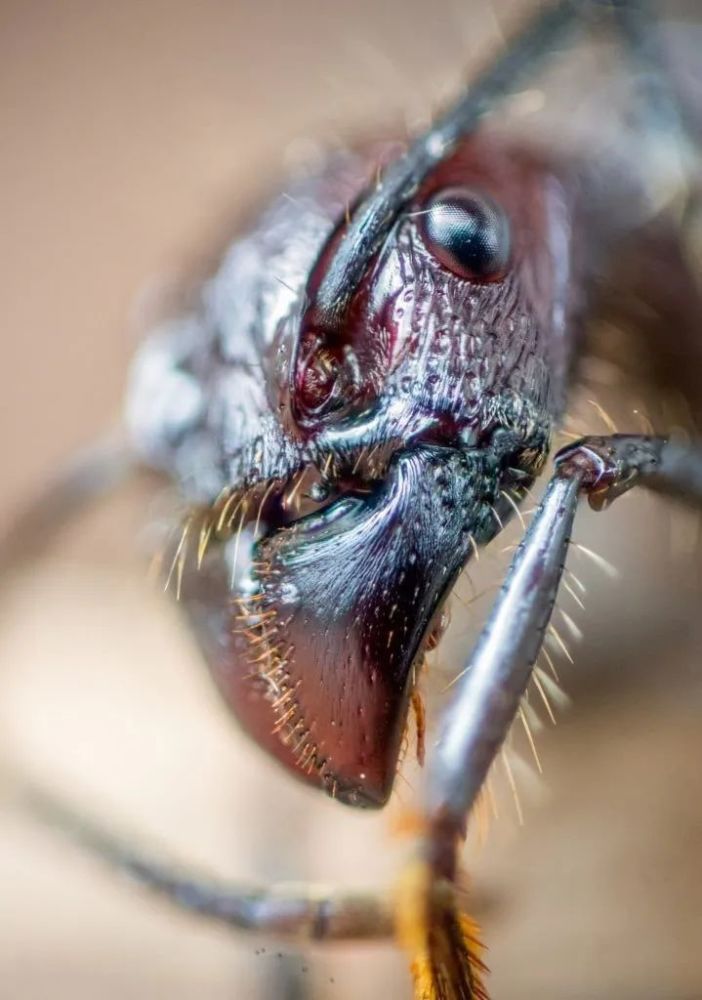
[609,0,699,149]
[305,0,595,336]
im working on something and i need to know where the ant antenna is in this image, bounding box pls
[306,0,594,334]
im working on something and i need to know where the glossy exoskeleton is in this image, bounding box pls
[128,133,568,807]
[126,0,702,817]
[17,2,702,998]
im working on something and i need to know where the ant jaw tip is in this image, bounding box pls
[323,768,394,810]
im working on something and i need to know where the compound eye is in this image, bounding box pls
[420,187,511,282]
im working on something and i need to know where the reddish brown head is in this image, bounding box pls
[121,0,585,809]
[177,128,579,810]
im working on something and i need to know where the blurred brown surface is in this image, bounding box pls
[1,2,702,999]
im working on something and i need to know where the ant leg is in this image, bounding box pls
[395,471,581,1000]
[610,0,702,262]
[426,433,702,855]
[0,445,394,944]
[402,432,702,999]
[609,0,700,151]
[425,473,580,864]
[11,435,702,963]
[19,781,392,942]
[0,432,136,570]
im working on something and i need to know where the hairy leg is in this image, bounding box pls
[12,435,700,959]
[403,432,702,999]
[422,434,702,875]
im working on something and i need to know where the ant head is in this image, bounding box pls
[289,133,573,458]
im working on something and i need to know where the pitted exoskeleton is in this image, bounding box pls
[127,131,574,808]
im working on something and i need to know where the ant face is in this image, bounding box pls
[193,134,575,806]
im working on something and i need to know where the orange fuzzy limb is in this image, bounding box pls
[411,689,427,767]
[395,860,489,1000]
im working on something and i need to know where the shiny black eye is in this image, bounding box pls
[419,187,511,282]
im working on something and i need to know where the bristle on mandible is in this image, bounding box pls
[395,860,489,1000]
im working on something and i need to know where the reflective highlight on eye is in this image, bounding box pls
[419,187,511,282]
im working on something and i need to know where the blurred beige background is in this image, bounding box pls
[1,2,702,999]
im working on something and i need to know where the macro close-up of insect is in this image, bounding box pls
[2,1,702,998]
